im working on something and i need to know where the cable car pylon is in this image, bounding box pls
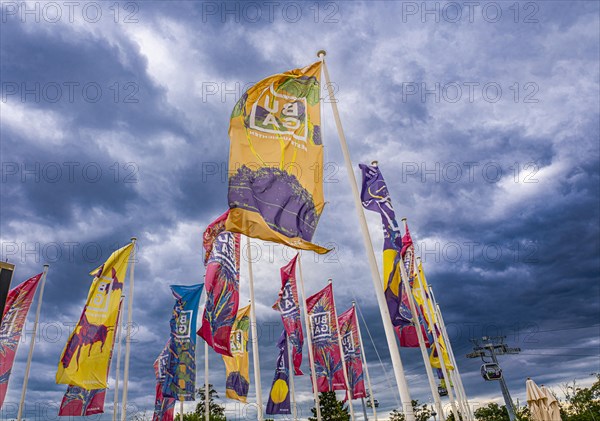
[466,336,521,421]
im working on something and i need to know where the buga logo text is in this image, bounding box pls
[342,331,355,355]
[175,310,193,339]
[278,283,297,316]
[88,276,113,313]
[250,84,308,142]
[230,330,244,355]
[311,312,331,341]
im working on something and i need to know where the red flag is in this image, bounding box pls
[396,324,430,348]
[0,273,42,407]
[198,211,241,356]
[306,284,345,392]
[58,388,107,416]
[338,307,366,399]
[272,254,304,375]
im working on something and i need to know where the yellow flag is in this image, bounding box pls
[222,305,251,402]
[56,242,133,389]
[413,261,438,331]
[429,335,454,371]
[226,61,330,254]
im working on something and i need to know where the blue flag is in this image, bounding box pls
[266,331,291,415]
[162,283,204,400]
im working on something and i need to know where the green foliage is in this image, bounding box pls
[389,400,435,421]
[560,374,600,421]
[474,403,509,421]
[309,391,350,421]
[178,384,227,421]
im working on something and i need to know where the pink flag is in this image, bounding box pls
[198,210,241,357]
[306,284,345,392]
[0,273,42,407]
[338,306,366,399]
[272,254,304,375]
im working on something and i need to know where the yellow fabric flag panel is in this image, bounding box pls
[56,243,133,389]
[222,305,251,402]
[226,61,330,254]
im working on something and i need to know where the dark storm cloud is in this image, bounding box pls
[0,1,598,419]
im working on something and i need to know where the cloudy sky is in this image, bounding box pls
[1,1,599,420]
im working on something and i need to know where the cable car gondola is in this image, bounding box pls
[481,363,502,381]
[438,386,448,396]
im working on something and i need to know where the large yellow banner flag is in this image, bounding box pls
[226,61,329,254]
[222,305,251,402]
[429,335,454,371]
[413,261,438,331]
[56,242,133,389]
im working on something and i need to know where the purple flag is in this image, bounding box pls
[266,331,291,415]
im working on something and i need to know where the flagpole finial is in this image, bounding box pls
[317,50,327,58]
[352,300,356,307]
[371,160,378,167]
[43,264,49,268]
[401,217,407,222]
[130,236,137,242]
[328,278,333,284]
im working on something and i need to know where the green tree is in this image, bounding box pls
[474,403,509,421]
[389,400,435,421]
[309,391,350,421]
[560,374,600,421]
[178,384,227,421]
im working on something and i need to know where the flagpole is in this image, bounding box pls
[180,397,184,421]
[353,301,377,421]
[297,254,322,421]
[17,264,48,421]
[286,334,298,421]
[246,236,264,421]
[400,219,446,420]
[318,50,415,421]
[329,279,355,421]
[429,286,472,421]
[205,341,209,421]
[113,297,125,421]
[121,237,137,421]
[421,282,458,421]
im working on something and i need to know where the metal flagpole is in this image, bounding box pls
[397,219,445,420]
[329,279,355,421]
[113,297,125,421]
[361,398,369,421]
[429,287,473,421]
[246,236,263,421]
[286,334,298,421]
[205,341,209,421]
[353,301,377,421]
[180,398,184,421]
[121,237,137,421]
[424,286,459,421]
[17,264,48,421]
[318,50,415,421]
[297,254,322,421]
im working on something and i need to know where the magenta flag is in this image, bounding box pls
[272,254,304,375]
[338,306,366,399]
[198,210,241,357]
[0,273,42,407]
[306,283,345,392]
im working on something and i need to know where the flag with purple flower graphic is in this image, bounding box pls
[222,305,251,402]
[272,253,304,375]
[162,284,204,400]
[359,163,412,327]
[0,273,42,407]
[266,331,291,415]
[225,61,330,254]
[198,211,241,357]
[338,306,366,399]
[306,283,345,392]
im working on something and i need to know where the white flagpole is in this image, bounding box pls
[396,238,447,420]
[297,254,322,421]
[121,237,137,421]
[353,301,377,421]
[429,287,473,421]
[246,236,263,421]
[329,279,355,421]
[286,334,298,421]
[113,297,125,421]
[205,341,209,421]
[17,264,48,421]
[180,397,184,421]
[318,50,415,421]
